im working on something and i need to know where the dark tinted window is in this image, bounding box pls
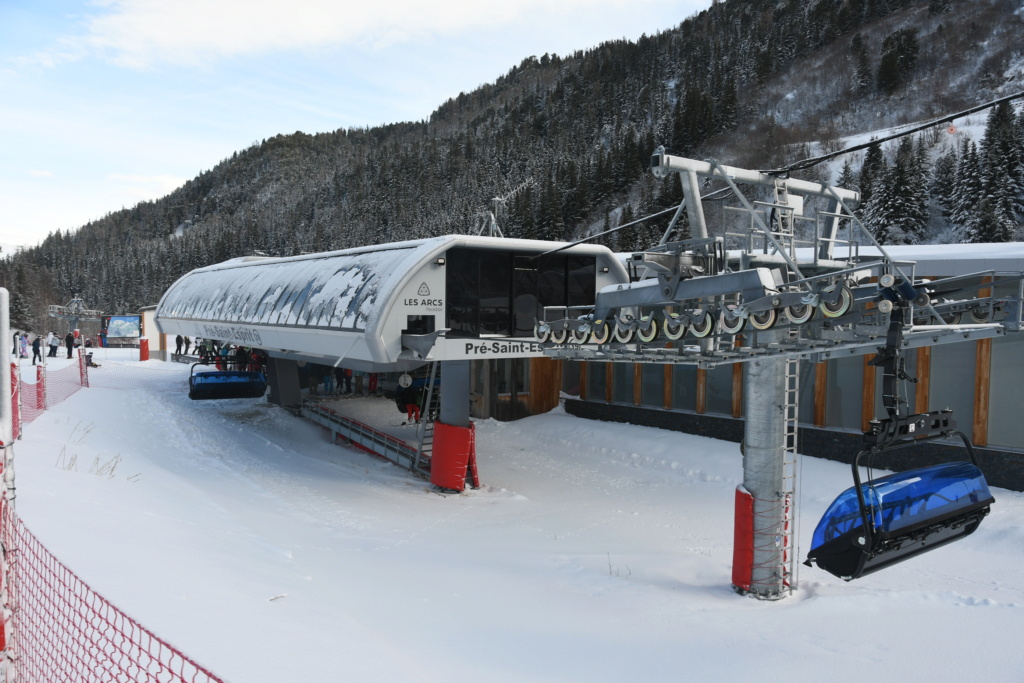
[512,256,539,336]
[478,251,511,335]
[567,256,596,308]
[446,249,480,337]
[445,248,595,337]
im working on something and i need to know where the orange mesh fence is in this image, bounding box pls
[2,503,224,683]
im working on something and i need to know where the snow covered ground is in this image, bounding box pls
[11,349,1024,682]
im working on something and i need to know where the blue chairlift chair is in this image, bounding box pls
[805,416,994,581]
[188,362,267,401]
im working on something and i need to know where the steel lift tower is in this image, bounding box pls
[47,295,103,334]
[538,148,1023,600]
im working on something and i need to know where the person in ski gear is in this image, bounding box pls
[65,331,75,359]
[31,335,42,365]
[175,335,183,354]
[48,332,60,357]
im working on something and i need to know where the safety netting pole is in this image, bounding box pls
[1,287,15,678]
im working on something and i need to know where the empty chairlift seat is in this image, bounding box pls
[805,461,994,580]
[188,364,268,400]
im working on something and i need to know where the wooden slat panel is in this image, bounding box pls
[814,361,827,427]
[914,346,931,414]
[974,339,991,447]
[579,360,587,401]
[696,367,707,414]
[528,357,562,414]
[664,363,672,410]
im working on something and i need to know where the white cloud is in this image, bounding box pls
[79,0,661,68]
[28,170,54,178]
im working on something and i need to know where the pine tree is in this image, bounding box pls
[980,101,1024,240]
[858,141,886,211]
[876,28,919,95]
[850,34,873,95]
[930,146,958,219]
[952,140,984,241]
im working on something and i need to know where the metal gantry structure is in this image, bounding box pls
[47,295,103,334]
[536,148,1024,599]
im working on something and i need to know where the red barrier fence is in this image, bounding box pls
[1,502,224,682]
[13,355,87,431]
[2,354,224,681]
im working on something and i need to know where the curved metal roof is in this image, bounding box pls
[155,235,624,369]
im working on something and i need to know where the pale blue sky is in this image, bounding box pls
[0,0,712,252]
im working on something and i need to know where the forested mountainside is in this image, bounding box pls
[4,0,1024,331]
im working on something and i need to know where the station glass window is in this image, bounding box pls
[705,365,733,415]
[587,361,607,401]
[513,256,539,335]
[825,355,863,430]
[798,361,816,425]
[445,248,596,337]
[988,336,1024,449]
[929,342,976,430]
[640,364,664,407]
[446,249,480,337]
[611,363,633,404]
[479,251,512,335]
[672,365,698,411]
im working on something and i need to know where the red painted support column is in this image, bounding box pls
[431,421,479,492]
[732,485,754,593]
[139,338,150,361]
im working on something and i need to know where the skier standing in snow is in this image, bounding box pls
[31,335,42,365]
[65,331,75,359]
[48,332,60,357]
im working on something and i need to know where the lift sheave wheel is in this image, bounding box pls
[590,320,611,345]
[534,321,550,343]
[785,303,814,324]
[967,306,992,323]
[637,317,659,343]
[750,309,778,330]
[819,284,853,318]
[569,325,589,344]
[663,314,686,341]
[549,327,568,344]
[612,320,636,343]
[690,310,714,338]
[719,306,745,334]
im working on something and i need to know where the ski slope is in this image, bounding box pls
[12,349,1024,682]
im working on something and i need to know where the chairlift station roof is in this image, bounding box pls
[155,235,627,370]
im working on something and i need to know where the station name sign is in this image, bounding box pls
[201,324,263,346]
[443,338,547,359]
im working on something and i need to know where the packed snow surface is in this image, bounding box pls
[13,350,1024,682]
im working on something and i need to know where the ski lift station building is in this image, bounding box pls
[155,234,628,418]
[154,236,1024,492]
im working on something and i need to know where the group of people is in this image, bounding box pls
[174,334,194,355]
[12,330,84,364]
[299,363,381,398]
[198,342,268,374]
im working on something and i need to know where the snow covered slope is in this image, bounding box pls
[12,350,1024,681]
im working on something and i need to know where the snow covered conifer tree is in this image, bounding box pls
[980,101,1024,240]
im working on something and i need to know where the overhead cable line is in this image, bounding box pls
[766,88,1024,175]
